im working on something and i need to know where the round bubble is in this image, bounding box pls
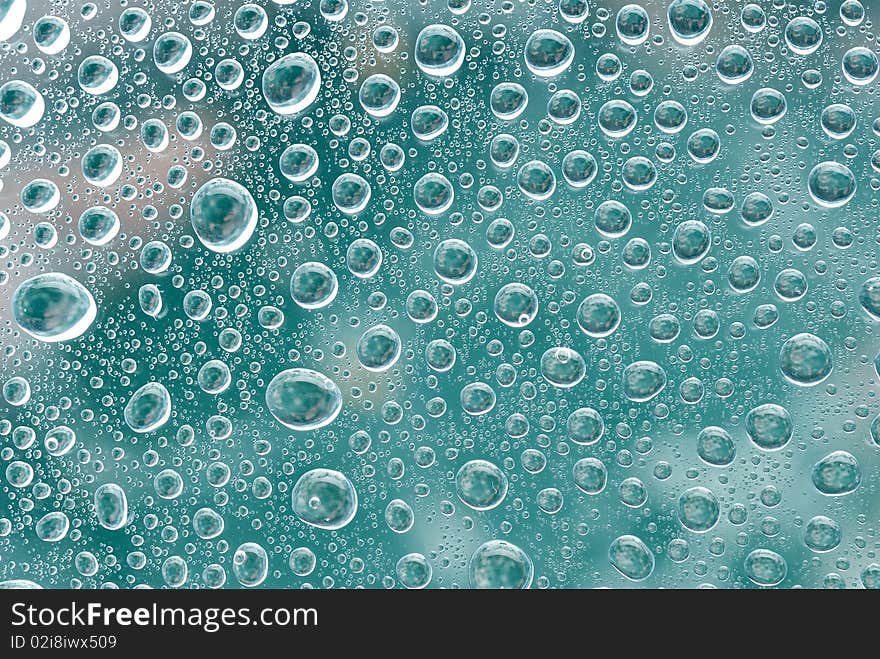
[190,178,258,253]
[82,144,122,186]
[0,80,44,128]
[540,347,586,388]
[524,29,574,77]
[396,553,432,589]
[490,82,528,120]
[290,262,338,309]
[616,5,649,46]
[413,173,454,215]
[356,324,401,372]
[265,368,342,430]
[594,200,632,238]
[261,52,320,115]
[358,74,400,117]
[715,45,753,84]
[94,483,128,531]
[566,408,604,446]
[279,143,319,182]
[804,516,842,553]
[573,458,607,494]
[697,426,736,466]
[811,451,861,496]
[332,173,371,214]
[415,24,466,76]
[744,549,787,586]
[291,468,358,530]
[667,0,712,45]
[124,382,171,433]
[597,99,637,137]
[12,273,96,343]
[433,239,477,284]
[807,162,856,208]
[678,487,720,533]
[842,46,879,85]
[455,459,508,510]
[494,283,538,327]
[609,535,654,581]
[576,293,621,337]
[562,150,597,187]
[469,540,533,589]
[233,542,268,587]
[784,17,822,55]
[36,512,70,543]
[746,403,792,451]
[622,361,667,402]
[778,333,832,386]
[153,32,192,74]
[516,160,556,201]
[460,382,496,415]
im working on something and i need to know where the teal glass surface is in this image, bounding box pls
[0,0,879,590]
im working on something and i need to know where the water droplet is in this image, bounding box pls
[469,540,533,589]
[190,178,258,253]
[609,534,654,581]
[265,368,342,430]
[455,459,508,510]
[778,333,832,386]
[124,382,172,433]
[811,451,861,496]
[12,273,96,342]
[94,483,128,530]
[415,24,465,77]
[291,468,358,530]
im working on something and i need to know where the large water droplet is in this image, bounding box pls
[124,382,172,433]
[573,458,607,494]
[11,273,96,342]
[524,29,574,77]
[622,361,667,402]
[745,403,792,451]
[540,347,586,388]
[34,16,70,55]
[265,368,342,430]
[804,515,842,553]
[744,549,786,586]
[356,324,401,372]
[0,80,44,127]
[35,511,69,543]
[290,262,338,309]
[493,282,538,327]
[190,178,258,253]
[94,483,128,530]
[0,0,27,41]
[811,451,861,496]
[678,486,720,533]
[807,161,856,208]
[414,24,465,77]
[291,468,358,530]
[667,0,712,46]
[81,144,122,186]
[358,73,400,117]
[78,55,118,95]
[153,31,192,74]
[609,534,654,581]
[413,172,454,215]
[233,542,269,587]
[778,333,832,386]
[262,53,321,115]
[469,540,533,589]
[455,459,508,510]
